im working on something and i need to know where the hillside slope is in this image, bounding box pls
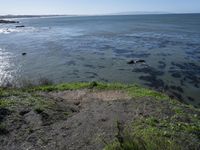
[0,82,200,150]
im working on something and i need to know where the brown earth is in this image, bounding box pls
[0,89,192,150]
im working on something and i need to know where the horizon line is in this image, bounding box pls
[1,11,200,17]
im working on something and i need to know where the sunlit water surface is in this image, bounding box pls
[0,14,200,106]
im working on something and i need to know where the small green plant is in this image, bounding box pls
[28,127,34,134]
[63,112,69,116]
[89,81,98,89]
[174,107,184,115]
[34,107,44,114]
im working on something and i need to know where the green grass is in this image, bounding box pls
[0,88,22,97]
[0,82,200,149]
[0,90,54,111]
[26,82,171,101]
[104,116,200,150]
[0,82,188,114]
[28,82,93,92]
[0,99,15,108]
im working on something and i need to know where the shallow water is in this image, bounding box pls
[0,14,200,106]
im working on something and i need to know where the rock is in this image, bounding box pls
[187,97,194,102]
[127,60,134,64]
[74,101,81,106]
[135,59,145,63]
[0,108,11,122]
[0,20,19,24]
[22,53,27,56]
[0,126,9,135]
[19,109,30,116]
[127,59,146,64]
[24,111,42,129]
[16,25,25,28]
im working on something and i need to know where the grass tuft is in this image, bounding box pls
[105,115,200,150]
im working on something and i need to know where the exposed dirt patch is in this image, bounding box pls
[0,89,199,150]
[43,89,131,102]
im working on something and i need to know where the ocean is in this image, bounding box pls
[0,14,200,106]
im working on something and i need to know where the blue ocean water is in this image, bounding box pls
[0,14,200,106]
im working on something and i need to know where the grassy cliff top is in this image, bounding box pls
[0,82,200,150]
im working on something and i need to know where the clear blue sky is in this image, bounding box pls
[0,0,200,15]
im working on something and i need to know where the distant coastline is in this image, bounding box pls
[0,15,73,19]
[0,12,200,19]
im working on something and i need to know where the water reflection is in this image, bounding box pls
[0,48,15,86]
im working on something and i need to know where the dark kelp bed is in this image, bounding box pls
[0,82,200,150]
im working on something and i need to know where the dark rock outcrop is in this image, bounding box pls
[127,60,134,64]
[0,20,19,24]
[127,59,146,64]
[0,108,11,122]
[16,25,25,28]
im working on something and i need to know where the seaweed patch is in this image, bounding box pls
[170,62,200,88]
[84,64,96,69]
[169,85,184,93]
[171,72,182,78]
[67,60,76,66]
[158,61,166,69]
[139,75,165,89]
[133,66,164,76]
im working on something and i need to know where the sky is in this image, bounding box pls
[0,0,200,15]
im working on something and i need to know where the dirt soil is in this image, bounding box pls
[0,89,181,150]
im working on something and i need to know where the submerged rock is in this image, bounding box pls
[16,25,25,28]
[22,53,27,56]
[187,96,195,102]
